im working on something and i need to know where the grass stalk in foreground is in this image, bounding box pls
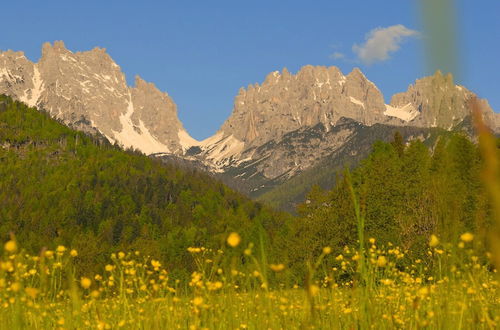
[471,97,500,271]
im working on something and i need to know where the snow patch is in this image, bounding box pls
[205,135,245,165]
[292,112,302,126]
[325,77,332,89]
[112,94,170,155]
[349,96,365,109]
[0,67,10,79]
[19,65,44,107]
[104,85,118,94]
[30,66,44,106]
[60,54,76,63]
[104,134,116,144]
[178,129,200,151]
[384,103,419,122]
[196,132,246,171]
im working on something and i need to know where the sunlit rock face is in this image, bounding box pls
[388,70,499,131]
[1,43,498,194]
[0,41,195,155]
[189,66,498,184]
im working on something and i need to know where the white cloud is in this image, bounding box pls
[353,24,419,65]
[330,51,344,60]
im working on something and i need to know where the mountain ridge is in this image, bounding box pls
[2,42,498,159]
[0,41,196,155]
[1,41,499,203]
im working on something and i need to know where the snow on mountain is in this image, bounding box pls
[0,41,195,155]
[384,103,419,122]
[0,43,498,180]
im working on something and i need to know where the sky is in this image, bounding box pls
[1,0,499,140]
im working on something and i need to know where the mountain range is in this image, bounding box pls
[1,41,499,209]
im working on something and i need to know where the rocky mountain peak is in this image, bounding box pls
[192,65,397,172]
[218,65,387,148]
[1,43,498,174]
[389,70,498,130]
[41,41,69,56]
[346,67,364,79]
[1,49,26,59]
[0,42,195,155]
[191,65,499,177]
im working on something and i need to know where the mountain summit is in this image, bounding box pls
[187,66,499,174]
[0,41,196,155]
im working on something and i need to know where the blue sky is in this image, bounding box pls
[2,1,499,139]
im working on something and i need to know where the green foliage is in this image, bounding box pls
[258,124,446,213]
[0,95,290,279]
[289,131,496,270]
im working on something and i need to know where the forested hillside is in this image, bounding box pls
[283,131,498,273]
[0,95,289,279]
[1,93,497,282]
[257,123,447,212]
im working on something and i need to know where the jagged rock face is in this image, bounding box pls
[189,66,498,179]
[224,118,358,190]
[219,65,387,148]
[389,71,499,131]
[0,50,42,110]
[0,41,194,155]
[1,43,498,187]
[191,65,393,173]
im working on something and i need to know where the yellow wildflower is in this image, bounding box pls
[376,256,387,267]
[4,240,17,253]
[10,282,20,292]
[44,250,54,258]
[80,277,92,289]
[192,296,203,306]
[151,260,161,270]
[418,286,429,297]
[429,235,439,247]
[25,287,39,299]
[269,264,285,272]
[227,232,241,247]
[460,232,474,243]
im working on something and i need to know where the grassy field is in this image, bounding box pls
[0,231,498,329]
